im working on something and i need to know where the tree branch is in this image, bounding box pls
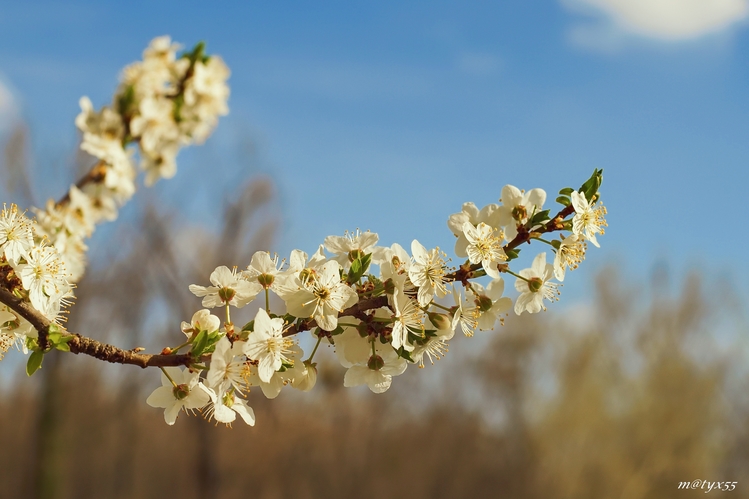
[0,286,391,368]
[0,286,195,369]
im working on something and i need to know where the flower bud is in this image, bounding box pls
[427,312,451,331]
[292,361,317,391]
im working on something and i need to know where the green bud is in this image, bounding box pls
[257,273,274,288]
[367,354,385,371]
[217,287,236,303]
[173,384,190,400]
[222,391,235,409]
[512,205,527,222]
[348,249,364,262]
[299,268,316,284]
[475,295,493,313]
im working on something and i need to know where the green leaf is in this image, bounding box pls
[278,360,295,372]
[349,258,362,277]
[556,196,571,207]
[396,347,415,363]
[241,320,255,332]
[347,253,371,284]
[360,253,372,274]
[201,331,222,355]
[529,209,550,226]
[45,324,73,352]
[25,337,38,351]
[190,330,209,357]
[559,187,574,196]
[26,350,44,376]
[505,248,521,261]
[579,169,603,202]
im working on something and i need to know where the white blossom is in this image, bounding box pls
[324,229,386,269]
[244,308,294,383]
[462,221,506,279]
[189,266,262,308]
[553,234,586,281]
[408,240,448,308]
[343,343,407,394]
[15,245,71,314]
[447,202,502,257]
[390,286,424,351]
[514,252,559,315]
[204,387,255,426]
[570,191,607,248]
[496,185,546,241]
[451,286,479,337]
[284,260,358,331]
[0,204,33,265]
[471,279,512,330]
[146,367,210,425]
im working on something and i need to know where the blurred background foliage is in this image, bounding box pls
[1,122,748,499]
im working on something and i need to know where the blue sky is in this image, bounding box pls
[1,1,749,304]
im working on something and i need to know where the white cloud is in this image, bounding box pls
[563,0,749,45]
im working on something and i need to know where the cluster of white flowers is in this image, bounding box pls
[32,36,229,282]
[148,178,608,426]
[0,205,72,358]
[0,36,609,431]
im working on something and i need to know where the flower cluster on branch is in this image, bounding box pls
[0,37,608,428]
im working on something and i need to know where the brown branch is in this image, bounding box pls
[0,284,390,368]
[0,286,196,369]
[56,160,108,206]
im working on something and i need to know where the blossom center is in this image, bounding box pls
[173,384,190,400]
[512,205,527,222]
[528,277,543,293]
[218,287,236,303]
